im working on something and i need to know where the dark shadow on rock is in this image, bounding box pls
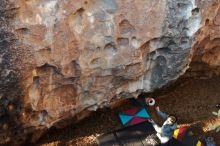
[0,1,26,145]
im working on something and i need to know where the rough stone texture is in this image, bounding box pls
[191,0,220,77]
[0,0,220,145]
[0,0,28,145]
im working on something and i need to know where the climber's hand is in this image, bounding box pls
[148,119,155,123]
[155,106,160,112]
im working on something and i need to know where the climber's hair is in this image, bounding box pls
[168,115,177,124]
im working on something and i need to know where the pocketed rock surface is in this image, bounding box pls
[1,0,220,145]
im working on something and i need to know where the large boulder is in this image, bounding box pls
[0,0,219,145]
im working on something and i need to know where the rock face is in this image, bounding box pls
[0,0,219,145]
[191,1,220,77]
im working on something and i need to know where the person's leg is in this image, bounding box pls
[160,142,168,146]
[145,133,161,146]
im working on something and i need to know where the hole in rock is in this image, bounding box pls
[104,43,117,56]
[205,19,210,25]
[192,8,200,15]
[119,19,135,35]
[15,28,29,35]
[117,38,129,47]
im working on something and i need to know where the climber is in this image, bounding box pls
[146,106,177,146]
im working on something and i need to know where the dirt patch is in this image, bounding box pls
[34,77,220,146]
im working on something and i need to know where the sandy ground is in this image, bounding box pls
[34,77,220,146]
